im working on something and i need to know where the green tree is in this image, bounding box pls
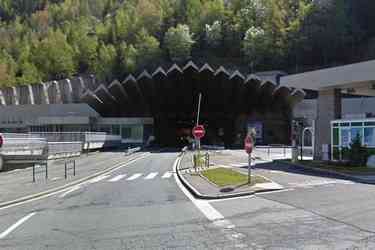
[118,42,138,74]
[0,49,17,86]
[16,62,41,85]
[205,20,223,49]
[242,26,271,67]
[164,24,194,61]
[94,42,116,81]
[135,29,162,68]
[32,29,76,80]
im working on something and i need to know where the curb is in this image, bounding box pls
[176,152,283,200]
[275,160,375,185]
[0,152,147,209]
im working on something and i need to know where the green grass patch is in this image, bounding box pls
[282,160,375,175]
[201,167,268,187]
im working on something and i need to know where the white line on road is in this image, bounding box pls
[88,175,111,184]
[144,172,158,180]
[59,186,81,198]
[0,153,151,211]
[162,171,173,179]
[0,212,36,239]
[173,158,224,221]
[126,173,142,181]
[108,174,127,182]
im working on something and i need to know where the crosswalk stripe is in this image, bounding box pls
[126,173,142,181]
[89,175,111,184]
[108,174,127,182]
[144,172,158,179]
[162,171,173,179]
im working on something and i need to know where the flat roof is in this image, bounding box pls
[280,60,375,90]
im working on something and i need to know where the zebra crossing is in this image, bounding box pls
[288,179,354,188]
[90,171,174,184]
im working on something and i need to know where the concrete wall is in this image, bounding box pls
[294,97,375,120]
[0,76,96,107]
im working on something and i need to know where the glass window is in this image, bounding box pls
[365,122,375,126]
[131,125,143,140]
[341,128,350,147]
[350,128,363,143]
[112,125,120,135]
[333,123,339,127]
[340,123,350,127]
[364,128,375,147]
[121,126,132,139]
[351,122,363,127]
[333,128,339,146]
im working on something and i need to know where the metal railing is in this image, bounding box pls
[255,145,293,158]
[29,132,122,150]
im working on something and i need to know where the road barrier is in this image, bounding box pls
[30,132,122,150]
[255,145,293,158]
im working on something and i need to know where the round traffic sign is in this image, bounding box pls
[192,125,205,139]
[244,135,254,154]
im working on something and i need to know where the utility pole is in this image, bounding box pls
[196,93,202,151]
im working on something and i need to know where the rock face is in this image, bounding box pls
[367,155,375,168]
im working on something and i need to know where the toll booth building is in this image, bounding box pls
[0,104,153,145]
[0,62,306,147]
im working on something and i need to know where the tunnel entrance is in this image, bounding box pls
[81,62,304,148]
[154,113,237,148]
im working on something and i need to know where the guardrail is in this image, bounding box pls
[30,132,122,150]
[255,145,293,158]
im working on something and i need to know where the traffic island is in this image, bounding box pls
[177,152,284,199]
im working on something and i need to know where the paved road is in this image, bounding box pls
[1,151,375,249]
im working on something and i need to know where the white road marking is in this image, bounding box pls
[108,174,127,182]
[127,173,142,181]
[162,171,173,179]
[144,172,158,180]
[173,158,224,221]
[0,212,36,239]
[88,175,111,184]
[174,156,248,248]
[59,186,81,198]
[288,179,354,188]
[0,153,150,211]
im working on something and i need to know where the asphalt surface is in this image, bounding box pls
[1,151,375,249]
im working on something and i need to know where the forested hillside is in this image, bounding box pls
[0,0,374,87]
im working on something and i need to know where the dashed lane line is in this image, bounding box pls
[144,172,158,180]
[126,173,142,181]
[88,175,111,184]
[162,171,173,179]
[108,174,127,182]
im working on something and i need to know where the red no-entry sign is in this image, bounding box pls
[192,125,205,139]
[244,135,254,155]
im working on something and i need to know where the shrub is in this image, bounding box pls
[348,134,368,166]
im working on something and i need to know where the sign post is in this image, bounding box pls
[244,135,254,185]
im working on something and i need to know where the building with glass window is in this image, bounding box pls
[331,118,375,160]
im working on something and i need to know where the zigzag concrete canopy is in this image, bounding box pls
[80,61,305,117]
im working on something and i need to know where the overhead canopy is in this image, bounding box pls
[81,61,306,117]
[280,60,375,96]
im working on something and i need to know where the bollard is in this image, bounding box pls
[65,162,67,179]
[73,160,76,176]
[33,164,35,182]
[45,162,48,180]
